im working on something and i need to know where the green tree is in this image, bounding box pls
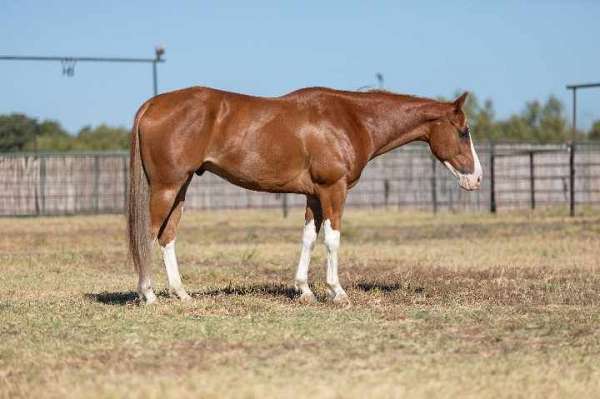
[538,96,568,142]
[0,113,132,152]
[589,120,600,140]
[470,98,497,141]
[450,91,498,141]
[496,115,533,141]
[0,114,40,151]
[491,95,569,143]
[72,124,130,151]
[24,119,73,151]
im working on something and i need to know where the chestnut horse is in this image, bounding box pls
[128,87,482,304]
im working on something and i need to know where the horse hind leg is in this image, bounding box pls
[140,176,191,303]
[155,177,193,301]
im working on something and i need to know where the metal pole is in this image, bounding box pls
[153,46,164,97]
[282,194,288,218]
[93,155,100,213]
[0,55,164,63]
[569,143,575,217]
[569,88,576,217]
[529,151,535,210]
[562,83,600,217]
[39,155,46,215]
[572,88,577,142]
[122,155,128,212]
[431,157,437,214]
[490,142,496,213]
[384,179,390,207]
[152,60,158,97]
[0,49,165,97]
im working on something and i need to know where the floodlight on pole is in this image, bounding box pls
[152,45,166,97]
[155,45,165,61]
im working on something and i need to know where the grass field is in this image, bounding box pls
[1,207,599,398]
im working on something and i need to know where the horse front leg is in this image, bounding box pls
[294,196,322,303]
[318,181,350,305]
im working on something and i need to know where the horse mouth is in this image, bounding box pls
[444,161,482,191]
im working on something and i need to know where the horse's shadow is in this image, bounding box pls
[85,291,143,305]
[85,283,298,306]
[202,283,297,299]
[356,282,402,292]
[86,282,411,306]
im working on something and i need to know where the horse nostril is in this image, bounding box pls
[477,176,481,183]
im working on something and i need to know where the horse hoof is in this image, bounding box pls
[170,288,192,302]
[297,291,317,304]
[141,291,157,305]
[178,291,193,302]
[332,292,351,306]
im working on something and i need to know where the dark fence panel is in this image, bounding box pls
[1,142,600,216]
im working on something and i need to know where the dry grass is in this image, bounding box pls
[1,208,600,398]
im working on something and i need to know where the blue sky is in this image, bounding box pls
[1,0,599,133]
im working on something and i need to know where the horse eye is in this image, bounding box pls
[459,126,470,139]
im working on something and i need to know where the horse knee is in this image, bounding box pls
[302,220,317,248]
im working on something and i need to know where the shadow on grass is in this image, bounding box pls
[356,282,419,293]
[85,283,297,305]
[200,283,297,300]
[85,291,144,305]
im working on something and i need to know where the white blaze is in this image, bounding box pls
[444,139,482,191]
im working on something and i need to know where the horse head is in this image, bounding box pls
[427,92,482,191]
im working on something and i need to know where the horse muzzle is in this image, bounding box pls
[443,158,482,191]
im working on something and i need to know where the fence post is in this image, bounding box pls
[383,179,390,208]
[122,155,128,213]
[282,194,288,218]
[529,151,535,210]
[93,155,100,213]
[431,157,437,213]
[490,142,496,213]
[569,143,576,217]
[39,155,46,216]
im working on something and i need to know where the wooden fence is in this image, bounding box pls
[1,142,599,216]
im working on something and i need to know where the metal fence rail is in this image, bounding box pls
[1,142,599,216]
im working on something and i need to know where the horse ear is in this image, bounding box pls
[453,92,469,111]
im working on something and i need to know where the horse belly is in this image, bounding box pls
[205,146,310,194]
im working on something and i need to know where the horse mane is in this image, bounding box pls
[361,88,443,104]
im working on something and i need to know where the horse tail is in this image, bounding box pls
[127,101,152,277]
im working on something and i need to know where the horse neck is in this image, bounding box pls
[352,92,451,158]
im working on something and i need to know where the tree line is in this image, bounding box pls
[0,115,129,152]
[459,92,600,143]
[1,93,599,152]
